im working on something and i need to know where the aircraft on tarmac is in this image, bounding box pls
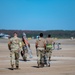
[0,33,10,39]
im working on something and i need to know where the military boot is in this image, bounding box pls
[16,66,20,70]
[41,63,44,67]
[38,63,40,68]
[11,64,14,70]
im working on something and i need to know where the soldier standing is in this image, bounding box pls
[8,32,22,70]
[35,33,46,68]
[46,34,54,67]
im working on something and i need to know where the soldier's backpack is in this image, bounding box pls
[46,44,52,49]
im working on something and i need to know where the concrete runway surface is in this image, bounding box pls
[0,38,75,75]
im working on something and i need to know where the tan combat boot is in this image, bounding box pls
[11,64,14,70]
[16,66,20,70]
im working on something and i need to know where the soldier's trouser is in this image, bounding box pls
[46,48,52,64]
[37,48,45,65]
[10,50,19,67]
[23,46,28,58]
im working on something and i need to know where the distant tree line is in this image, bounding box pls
[0,29,75,38]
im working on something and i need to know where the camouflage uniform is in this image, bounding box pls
[46,38,54,66]
[36,37,46,67]
[9,36,21,69]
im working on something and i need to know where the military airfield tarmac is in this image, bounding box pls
[0,38,75,75]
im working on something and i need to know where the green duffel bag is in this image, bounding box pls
[46,44,52,49]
